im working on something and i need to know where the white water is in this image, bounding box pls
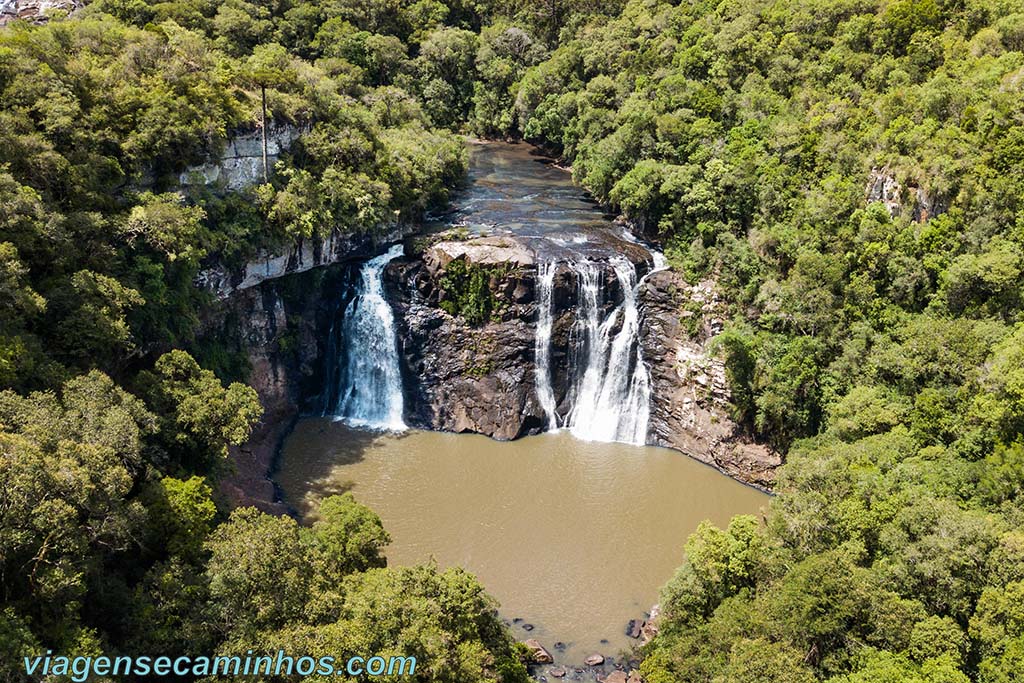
[534,261,559,428]
[535,258,653,445]
[329,245,407,431]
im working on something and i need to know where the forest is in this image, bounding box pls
[1,0,1024,681]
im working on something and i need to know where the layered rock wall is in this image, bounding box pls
[0,0,84,24]
[641,270,779,488]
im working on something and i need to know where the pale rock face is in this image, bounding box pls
[196,225,413,299]
[866,166,946,222]
[0,0,84,24]
[866,167,903,217]
[179,124,304,191]
[422,236,536,272]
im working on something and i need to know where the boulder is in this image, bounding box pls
[524,639,554,664]
[584,654,605,666]
[626,619,644,639]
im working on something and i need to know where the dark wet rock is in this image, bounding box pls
[524,639,554,664]
[521,623,535,632]
[553,642,567,651]
[388,237,548,440]
[626,619,644,639]
[584,654,605,666]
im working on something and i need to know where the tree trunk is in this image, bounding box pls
[260,84,269,183]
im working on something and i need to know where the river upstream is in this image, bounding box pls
[274,141,768,665]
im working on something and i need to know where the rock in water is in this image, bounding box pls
[626,619,645,639]
[524,639,554,664]
[584,654,605,666]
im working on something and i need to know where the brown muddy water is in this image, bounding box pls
[275,420,768,664]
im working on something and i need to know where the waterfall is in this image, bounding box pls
[534,261,559,428]
[535,258,653,446]
[327,244,407,431]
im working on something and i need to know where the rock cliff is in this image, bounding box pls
[208,230,779,507]
[641,270,780,488]
[200,266,346,512]
[179,124,304,192]
[0,0,83,24]
[387,236,548,439]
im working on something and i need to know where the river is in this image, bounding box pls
[274,140,769,665]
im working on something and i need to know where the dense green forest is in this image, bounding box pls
[1,0,1024,681]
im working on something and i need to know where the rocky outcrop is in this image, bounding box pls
[387,234,659,440]
[209,226,779,509]
[197,225,411,299]
[179,124,304,192]
[388,236,548,439]
[641,269,780,489]
[0,0,84,24]
[382,233,778,487]
[866,167,947,222]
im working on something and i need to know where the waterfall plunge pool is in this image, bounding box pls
[274,141,768,665]
[275,422,768,665]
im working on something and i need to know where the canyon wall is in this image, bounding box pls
[641,270,779,488]
[207,231,779,510]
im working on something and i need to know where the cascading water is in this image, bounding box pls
[566,258,651,445]
[534,261,559,428]
[534,257,653,445]
[327,244,407,431]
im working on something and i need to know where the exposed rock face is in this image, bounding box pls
[200,266,346,512]
[197,225,412,299]
[866,166,947,222]
[0,0,84,25]
[388,237,548,439]
[641,269,780,489]
[866,167,903,218]
[384,234,778,487]
[208,229,780,508]
[179,124,304,191]
[387,234,657,441]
